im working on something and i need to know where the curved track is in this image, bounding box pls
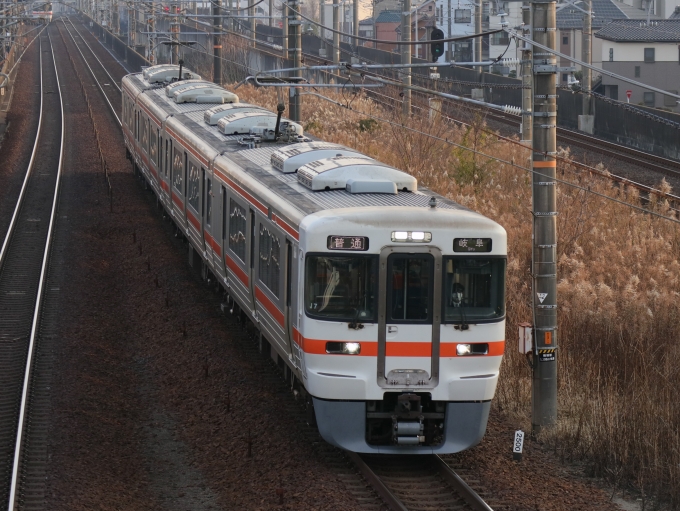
[1,30,65,510]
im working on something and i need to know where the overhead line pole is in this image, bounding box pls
[289,0,301,121]
[521,1,532,144]
[319,0,325,55]
[213,0,221,83]
[401,0,410,116]
[530,0,558,436]
[580,0,593,132]
[474,0,481,73]
[332,0,339,68]
[353,0,358,48]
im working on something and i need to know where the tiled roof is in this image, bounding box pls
[375,10,401,23]
[613,1,662,20]
[670,6,680,19]
[556,0,627,29]
[595,18,680,41]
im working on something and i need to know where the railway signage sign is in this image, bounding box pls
[453,238,492,252]
[626,90,632,102]
[513,430,524,461]
[327,235,369,251]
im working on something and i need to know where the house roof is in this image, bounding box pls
[556,0,627,30]
[359,17,374,26]
[376,10,402,23]
[613,1,662,20]
[595,19,680,41]
[669,6,680,19]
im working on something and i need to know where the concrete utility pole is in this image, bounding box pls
[282,1,288,59]
[112,0,119,34]
[170,3,179,64]
[269,0,273,26]
[353,0,358,48]
[250,0,256,47]
[288,0,302,121]
[213,0,222,83]
[128,2,135,48]
[530,0,558,435]
[474,0,482,72]
[401,0,411,115]
[320,0,325,55]
[521,1,532,143]
[447,0,452,60]
[580,0,593,131]
[332,0,340,66]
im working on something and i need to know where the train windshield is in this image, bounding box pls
[442,257,506,323]
[305,255,378,322]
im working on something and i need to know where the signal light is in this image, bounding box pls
[430,27,444,62]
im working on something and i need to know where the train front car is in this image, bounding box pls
[299,205,506,453]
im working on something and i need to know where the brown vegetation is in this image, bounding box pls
[236,84,680,508]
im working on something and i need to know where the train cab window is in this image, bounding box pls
[228,199,247,262]
[259,224,281,297]
[442,257,506,323]
[305,255,377,322]
[172,146,183,193]
[187,161,200,212]
[387,254,433,323]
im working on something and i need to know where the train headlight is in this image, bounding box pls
[391,231,432,242]
[456,343,489,356]
[326,342,361,355]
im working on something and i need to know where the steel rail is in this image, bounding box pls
[434,455,495,511]
[7,30,66,511]
[61,16,121,92]
[348,452,494,511]
[58,17,121,126]
[0,34,45,269]
[346,453,408,511]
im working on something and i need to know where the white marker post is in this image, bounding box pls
[513,430,525,461]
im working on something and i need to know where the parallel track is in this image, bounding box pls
[57,16,121,125]
[349,453,494,511]
[1,30,65,510]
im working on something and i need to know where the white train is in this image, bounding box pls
[122,65,507,453]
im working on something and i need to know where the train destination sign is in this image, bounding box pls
[453,238,492,252]
[327,235,369,251]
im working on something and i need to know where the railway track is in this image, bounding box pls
[349,453,494,511]
[57,16,122,124]
[1,31,65,510]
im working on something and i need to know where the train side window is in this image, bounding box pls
[172,145,183,193]
[286,241,292,307]
[184,153,188,197]
[259,223,281,297]
[221,186,227,240]
[228,199,246,262]
[205,174,212,227]
[150,127,158,164]
[142,117,148,153]
[187,160,200,212]
[165,139,170,177]
[159,136,163,170]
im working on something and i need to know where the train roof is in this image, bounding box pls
[123,72,482,224]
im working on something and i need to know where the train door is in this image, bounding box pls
[247,209,257,312]
[377,247,442,389]
[285,241,302,368]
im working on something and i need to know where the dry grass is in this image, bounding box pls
[235,85,680,507]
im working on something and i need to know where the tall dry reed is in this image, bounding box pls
[236,85,680,507]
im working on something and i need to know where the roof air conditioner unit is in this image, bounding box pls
[297,156,417,193]
[216,111,303,136]
[144,65,201,83]
[165,79,215,97]
[173,85,239,104]
[204,103,267,125]
[271,142,364,173]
